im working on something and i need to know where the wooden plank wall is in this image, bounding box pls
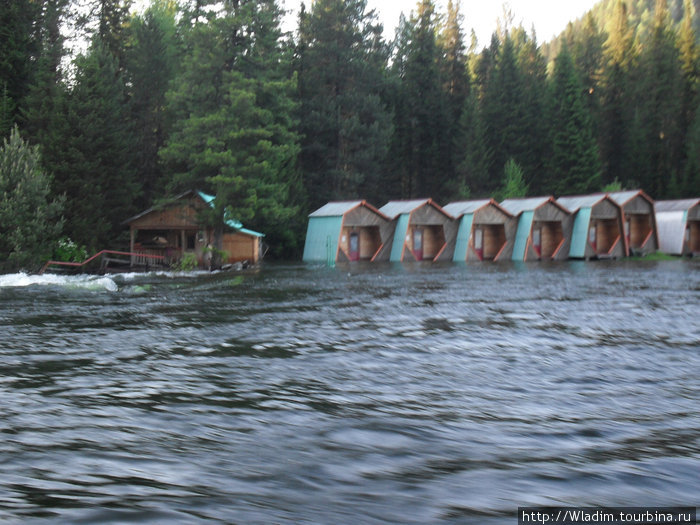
[689,220,700,252]
[222,232,259,263]
[629,214,652,250]
[540,221,563,258]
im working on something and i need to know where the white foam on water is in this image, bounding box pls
[0,272,118,292]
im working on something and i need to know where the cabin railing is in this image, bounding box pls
[40,250,166,275]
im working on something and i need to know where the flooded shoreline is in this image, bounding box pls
[1,261,698,523]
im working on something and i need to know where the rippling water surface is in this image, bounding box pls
[1,261,698,523]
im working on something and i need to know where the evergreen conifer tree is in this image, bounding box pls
[160,0,301,257]
[0,127,64,270]
[297,0,391,209]
[547,43,602,195]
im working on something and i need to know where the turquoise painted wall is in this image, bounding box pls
[512,211,534,261]
[569,207,592,259]
[302,216,343,262]
[390,215,410,261]
[453,214,474,262]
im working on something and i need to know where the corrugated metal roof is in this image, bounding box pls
[608,190,645,206]
[557,194,606,212]
[379,199,431,219]
[655,199,700,212]
[500,197,552,216]
[443,200,491,217]
[657,210,687,255]
[309,201,364,217]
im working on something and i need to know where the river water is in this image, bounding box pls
[0,261,698,524]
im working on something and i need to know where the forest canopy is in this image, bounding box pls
[1,0,699,267]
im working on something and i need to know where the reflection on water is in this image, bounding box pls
[0,261,699,523]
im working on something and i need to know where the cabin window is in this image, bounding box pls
[532,227,542,255]
[686,226,691,243]
[186,233,196,250]
[474,228,483,250]
[413,229,423,251]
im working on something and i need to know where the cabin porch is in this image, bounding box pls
[130,227,206,266]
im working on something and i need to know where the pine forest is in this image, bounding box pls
[2,0,700,269]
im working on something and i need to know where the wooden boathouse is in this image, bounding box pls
[655,198,700,256]
[124,190,264,267]
[442,199,515,262]
[557,194,626,260]
[379,199,457,262]
[608,190,658,256]
[303,201,393,263]
[500,197,573,261]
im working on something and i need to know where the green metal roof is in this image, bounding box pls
[197,191,264,237]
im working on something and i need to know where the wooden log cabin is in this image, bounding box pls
[124,190,264,268]
[500,197,573,261]
[655,198,700,256]
[608,190,659,256]
[379,199,457,262]
[557,194,626,260]
[302,201,393,263]
[442,199,516,262]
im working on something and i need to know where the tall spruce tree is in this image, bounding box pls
[160,0,301,257]
[547,43,602,195]
[678,0,699,194]
[565,13,604,129]
[438,0,470,196]
[21,0,69,170]
[631,0,682,197]
[390,0,450,200]
[481,34,529,193]
[0,0,42,136]
[297,0,391,209]
[54,40,138,249]
[599,0,637,186]
[125,0,180,208]
[514,28,550,194]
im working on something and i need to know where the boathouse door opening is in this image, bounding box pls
[689,220,700,253]
[534,221,564,259]
[482,224,507,260]
[627,213,653,251]
[349,232,360,261]
[592,218,621,256]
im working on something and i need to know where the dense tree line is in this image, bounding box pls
[1,0,699,268]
